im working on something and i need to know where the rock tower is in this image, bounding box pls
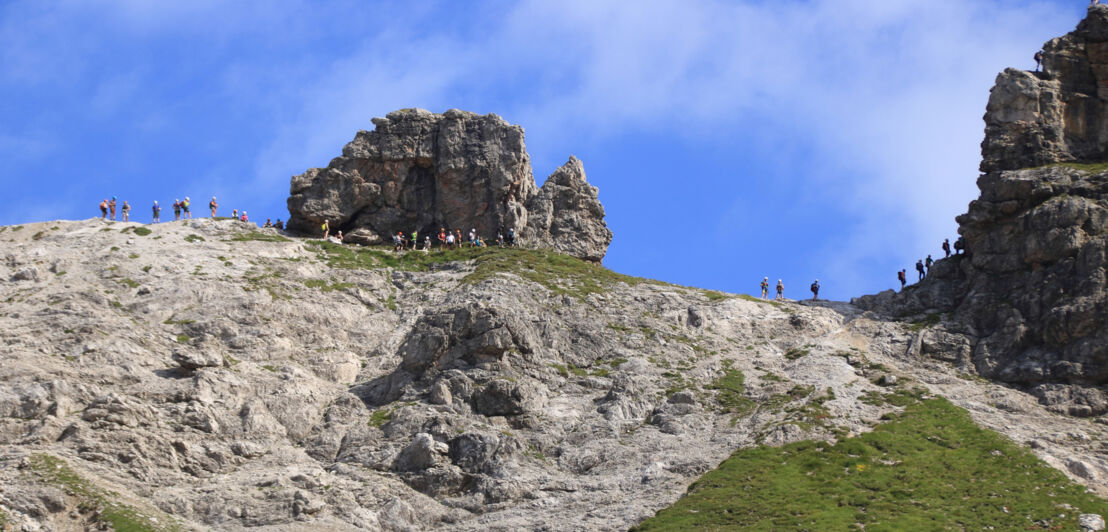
[855,5,1108,414]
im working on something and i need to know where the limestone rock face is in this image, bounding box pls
[286,108,611,261]
[855,7,1108,414]
[524,156,613,263]
[982,5,1108,172]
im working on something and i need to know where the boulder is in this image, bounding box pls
[523,156,612,262]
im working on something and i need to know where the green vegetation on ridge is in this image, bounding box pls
[28,454,180,532]
[634,397,1108,531]
[309,242,658,299]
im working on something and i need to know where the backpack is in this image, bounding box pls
[810,282,818,292]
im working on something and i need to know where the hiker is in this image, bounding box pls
[411,230,419,250]
[942,238,951,258]
[423,236,432,252]
[1034,51,1043,72]
[263,218,272,228]
[274,219,284,230]
[898,269,907,290]
[99,199,108,219]
[109,197,117,221]
[954,236,965,255]
[173,199,181,221]
[916,260,925,281]
[182,197,191,219]
[240,211,248,223]
[496,231,504,246]
[446,230,456,249]
[121,200,130,222]
[394,231,405,252]
[776,279,784,301]
[506,228,516,246]
[925,254,933,274]
[151,201,161,223]
[455,229,463,248]
[475,234,484,247]
[232,208,238,220]
[468,228,477,247]
[322,220,330,239]
[438,227,447,249]
[335,231,344,244]
[209,197,218,218]
[810,280,820,300]
[760,277,769,300]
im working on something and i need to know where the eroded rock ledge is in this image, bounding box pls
[286,108,612,262]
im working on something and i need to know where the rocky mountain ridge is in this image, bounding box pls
[1,219,1107,531]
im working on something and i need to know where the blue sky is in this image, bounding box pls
[0,0,1084,300]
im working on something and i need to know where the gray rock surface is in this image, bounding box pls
[854,7,1108,414]
[286,108,611,262]
[2,218,1107,531]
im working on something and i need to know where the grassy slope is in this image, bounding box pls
[635,398,1108,531]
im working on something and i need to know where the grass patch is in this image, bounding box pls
[703,290,732,302]
[738,293,785,310]
[32,230,46,240]
[261,364,278,372]
[908,313,942,333]
[309,242,658,300]
[608,357,628,368]
[175,334,190,344]
[229,231,291,243]
[635,397,1108,531]
[183,234,205,243]
[1044,161,1108,174]
[142,265,152,272]
[304,278,356,292]
[784,347,809,360]
[368,407,392,428]
[709,361,752,414]
[28,454,179,532]
[118,278,139,289]
[132,226,152,236]
[12,225,23,231]
[110,246,120,252]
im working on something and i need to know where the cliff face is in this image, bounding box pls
[286,108,612,262]
[855,6,1108,415]
[982,5,1108,172]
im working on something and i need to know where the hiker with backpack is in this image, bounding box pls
[99,199,108,219]
[954,237,965,255]
[925,255,933,275]
[810,280,820,300]
[942,238,951,258]
[898,269,907,290]
[776,279,785,301]
[152,201,161,223]
[411,230,419,250]
[760,277,769,300]
[1034,51,1043,72]
[108,197,117,221]
[916,260,926,281]
[209,197,218,218]
[173,199,181,221]
[322,220,330,240]
[121,200,130,222]
[506,228,516,246]
[240,211,249,223]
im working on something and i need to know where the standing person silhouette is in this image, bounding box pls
[776,279,785,301]
[760,277,769,300]
[942,238,951,258]
[809,280,820,301]
[152,201,161,223]
[209,197,218,218]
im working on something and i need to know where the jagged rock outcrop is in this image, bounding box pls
[523,156,613,263]
[982,5,1108,172]
[286,108,611,262]
[856,6,1108,415]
